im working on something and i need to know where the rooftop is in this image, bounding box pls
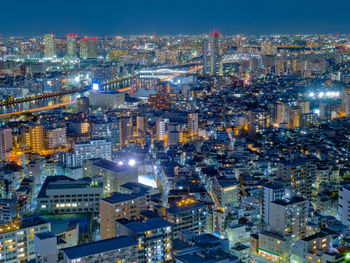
[62,236,137,260]
[123,217,172,233]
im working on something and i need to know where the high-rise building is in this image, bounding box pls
[66,34,77,59]
[262,181,285,225]
[211,178,240,208]
[338,185,350,228]
[44,33,56,59]
[156,118,167,141]
[203,30,221,75]
[26,125,44,152]
[269,196,309,242]
[187,113,198,137]
[119,116,132,149]
[115,217,173,262]
[44,127,67,149]
[100,188,151,239]
[0,216,51,262]
[0,128,12,160]
[73,139,112,167]
[277,158,316,199]
[80,37,98,59]
[34,232,58,263]
[166,199,208,238]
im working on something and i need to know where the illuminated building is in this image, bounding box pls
[80,37,98,59]
[115,217,172,262]
[73,139,112,167]
[76,97,89,113]
[44,127,67,149]
[247,110,269,135]
[99,188,151,240]
[119,116,132,149]
[203,30,221,76]
[0,216,50,263]
[83,159,138,196]
[269,196,309,242]
[166,200,207,238]
[250,231,291,263]
[207,209,226,238]
[0,128,12,160]
[291,232,330,263]
[262,181,285,225]
[156,118,167,141]
[66,34,77,59]
[37,176,103,214]
[0,199,17,224]
[211,178,240,208]
[187,113,198,137]
[62,236,138,263]
[27,125,44,152]
[277,158,316,199]
[44,33,56,59]
[148,94,170,110]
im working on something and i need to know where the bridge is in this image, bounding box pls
[0,87,88,107]
[0,100,78,119]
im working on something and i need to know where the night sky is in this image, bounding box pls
[1,0,350,35]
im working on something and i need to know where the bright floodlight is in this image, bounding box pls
[318,92,324,98]
[118,161,123,166]
[74,76,80,82]
[128,159,136,166]
[92,83,99,91]
[309,92,314,97]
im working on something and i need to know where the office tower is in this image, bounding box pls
[211,178,240,208]
[288,106,302,128]
[44,127,67,149]
[83,159,138,195]
[250,231,291,263]
[0,128,12,160]
[80,37,98,59]
[0,216,50,262]
[338,185,350,227]
[62,236,138,263]
[203,30,221,75]
[44,33,56,59]
[66,34,77,59]
[187,112,198,137]
[262,181,285,225]
[166,199,208,238]
[269,196,309,242]
[119,116,132,149]
[73,139,112,167]
[37,176,103,214]
[156,118,167,141]
[115,217,172,262]
[291,232,330,263]
[34,232,58,263]
[100,189,151,239]
[27,125,44,152]
[277,158,316,199]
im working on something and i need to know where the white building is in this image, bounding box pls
[262,181,285,225]
[37,175,103,214]
[338,185,350,227]
[73,139,112,167]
